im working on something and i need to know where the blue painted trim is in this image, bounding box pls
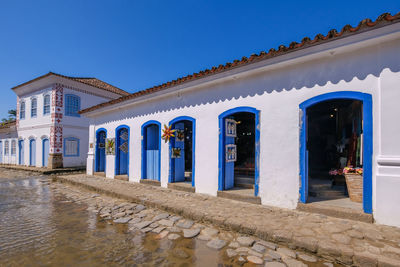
[18,139,24,165]
[299,91,373,214]
[95,128,107,172]
[65,94,81,117]
[115,125,130,176]
[218,106,260,196]
[168,116,196,187]
[141,120,161,181]
[63,137,80,157]
[42,138,49,167]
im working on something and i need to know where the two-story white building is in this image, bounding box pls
[3,72,129,168]
[82,13,400,227]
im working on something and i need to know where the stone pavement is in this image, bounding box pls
[57,174,400,266]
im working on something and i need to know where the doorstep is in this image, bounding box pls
[140,179,161,187]
[297,198,373,223]
[217,188,261,204]
[167,182,195,193]
[93,172,106,177]
[114,175,129,181]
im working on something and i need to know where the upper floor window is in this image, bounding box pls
[31,98,37,118]
[20,101,25,119]
[64,137,79,157]
[65,94,80,117]
[4,141,9,155]
[11,140,16,155]
[43,94,51,115]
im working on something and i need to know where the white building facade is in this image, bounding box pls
[0,121,18,165]
[4,72,129,168]
[83,14,400,227]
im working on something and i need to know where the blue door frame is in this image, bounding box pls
[95,128,107,172]
[218,107,260,196]
[299,91,373,214]
[29,139,36,166]
[42,138,49,167]
[18,140,24,165]
[0,141,2,163]
[141,121,161,181]
[115,125,130,176]
[168,116,196,186]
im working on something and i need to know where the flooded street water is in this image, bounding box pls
[0,171,340,267]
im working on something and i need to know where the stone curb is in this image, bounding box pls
[55,176,400,267]
[0,165,85,175]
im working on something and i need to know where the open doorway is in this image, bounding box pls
[219,107,260,199]
[169,118,195,186]
[300,92,373,214]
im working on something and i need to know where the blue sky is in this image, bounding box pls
[0,1,399,118]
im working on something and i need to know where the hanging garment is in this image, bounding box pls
[347,132,357,167]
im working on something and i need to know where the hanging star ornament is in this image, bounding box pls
[161,124,176,143]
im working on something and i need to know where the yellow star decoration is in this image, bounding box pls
[161,124,176,143]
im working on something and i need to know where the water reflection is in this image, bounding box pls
[0,174,340,267]
[0,176,230,267]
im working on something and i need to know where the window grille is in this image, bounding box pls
[11,140,16,155]
[65,94,80,117]
[43,94,50,115]
[31,98,37,117]
[64,137,79,156]
[20,101,25,119]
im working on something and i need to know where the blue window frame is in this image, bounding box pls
[64,137,80,157]
[65,94,81,117]
[43,94,51,115]
[20,101,25,119]
[31,98,37,118]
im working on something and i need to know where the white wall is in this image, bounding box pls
[18,87,52,129]
[81,32,399,227]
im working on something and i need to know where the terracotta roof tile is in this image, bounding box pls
[12,72,130,97]
[77,11,399,114]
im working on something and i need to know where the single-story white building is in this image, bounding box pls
[82,13,400,227]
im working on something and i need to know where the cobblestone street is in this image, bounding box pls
[57,173,400,266]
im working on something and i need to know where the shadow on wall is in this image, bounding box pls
[94,41,400,124]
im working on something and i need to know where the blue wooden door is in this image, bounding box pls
[224,117,235,189]
[18,140,24,165]
[117,128,129,175]
[0,141,3,163]
[29,139,36,166]
[173,122,185,182]
[42,139,49,167]
[96,131,106,172]
[145,125,159,180]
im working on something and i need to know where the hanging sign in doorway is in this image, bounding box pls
[225,119,237,137]
[175,129,185,142]
[106,138,115,155]
[225,144,237,162]
[171,147,182,158]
